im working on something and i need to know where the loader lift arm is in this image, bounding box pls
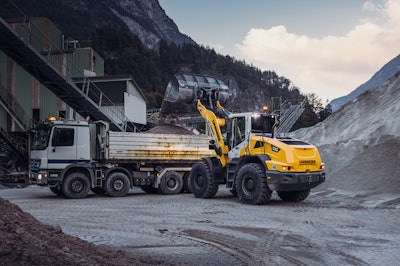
[196,100,229,167]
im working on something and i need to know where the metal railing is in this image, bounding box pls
[0,0,135,131]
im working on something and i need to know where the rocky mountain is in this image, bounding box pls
[107,0,195,48]
[0,0,195,49]
[330,53,400,112]
[292,69,400,194]
[0,0,322,123]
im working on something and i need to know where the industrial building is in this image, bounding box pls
[0,16,147,177]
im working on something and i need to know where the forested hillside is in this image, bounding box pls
[0,0,331,129]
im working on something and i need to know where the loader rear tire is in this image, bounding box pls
[277,189,310,202]
[190,161,218,199]
[159,171,183,195]
[105,172,130,197]
[62,173,90,199]
[236,163,271,205]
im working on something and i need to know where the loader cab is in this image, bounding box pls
[227,112,277,159]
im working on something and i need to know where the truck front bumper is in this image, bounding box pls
[266,170,325,191]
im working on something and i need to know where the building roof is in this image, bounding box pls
[72,75,148,104]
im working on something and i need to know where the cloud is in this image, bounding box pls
[235,0,400,101]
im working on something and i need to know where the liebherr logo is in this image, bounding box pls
[299,160,316,165]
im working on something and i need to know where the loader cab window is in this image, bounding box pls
[231,117,246,147]
[52,128,74,147]
[251,115,275,136]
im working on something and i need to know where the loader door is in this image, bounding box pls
[228,117,247,159]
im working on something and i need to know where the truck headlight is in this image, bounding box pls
[38,173,42,180]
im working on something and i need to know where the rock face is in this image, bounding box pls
[292,71,400,194]
[107,0,195,48]
[45,0,195,48]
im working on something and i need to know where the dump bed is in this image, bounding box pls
[107,131,215,162]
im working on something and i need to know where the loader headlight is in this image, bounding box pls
[271,145,280,152]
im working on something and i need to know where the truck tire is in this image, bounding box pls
[277,189,310,202]
[62,173,90,199]
[236,163,271,205]
[105,172,130,197]
[189,161,218,199]
[90,187,106,195]
[159,171,183,195]
[141,185,158,194]
[50,186,64,196]
[182,173,192,193]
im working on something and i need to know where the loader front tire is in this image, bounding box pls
[189,161,218,199]
[236,163,271,205]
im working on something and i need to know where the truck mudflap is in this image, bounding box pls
[266,170,325,191]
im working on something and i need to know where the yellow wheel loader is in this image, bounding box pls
[164,74,325,205]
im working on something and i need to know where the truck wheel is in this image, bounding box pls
[236,163,271,205]
[90,187,106,195]
[62,173,90,199]
[105,172,130,197]
[189,161,218,199]
[50,186,64,196]
[159,171,183,195]
[141,185,159,194]
[182,173,192,193]
[278,189,310,202]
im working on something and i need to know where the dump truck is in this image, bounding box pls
[164,74,325,205]
[29,118,215,199]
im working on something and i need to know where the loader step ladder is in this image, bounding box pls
[226,160,239,189]
[0,16,131,132]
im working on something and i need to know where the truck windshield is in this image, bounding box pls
[31,124,51,150]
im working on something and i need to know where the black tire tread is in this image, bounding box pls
[189,161,218,199]
[277,189,310,202]
[236,163,271,205]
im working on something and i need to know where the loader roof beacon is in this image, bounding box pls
[165,74,326,205]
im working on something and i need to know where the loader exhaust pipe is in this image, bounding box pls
[164,74,231,108]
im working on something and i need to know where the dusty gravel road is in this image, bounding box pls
[1,185,399,265]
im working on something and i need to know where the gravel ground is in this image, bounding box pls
[1,185,400,265]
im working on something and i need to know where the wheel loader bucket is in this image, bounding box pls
[164,74,230,107]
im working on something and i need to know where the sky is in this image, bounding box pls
[158,0,400,102]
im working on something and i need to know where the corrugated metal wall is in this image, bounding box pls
[0,52,7,127]
[0,17,106,131]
